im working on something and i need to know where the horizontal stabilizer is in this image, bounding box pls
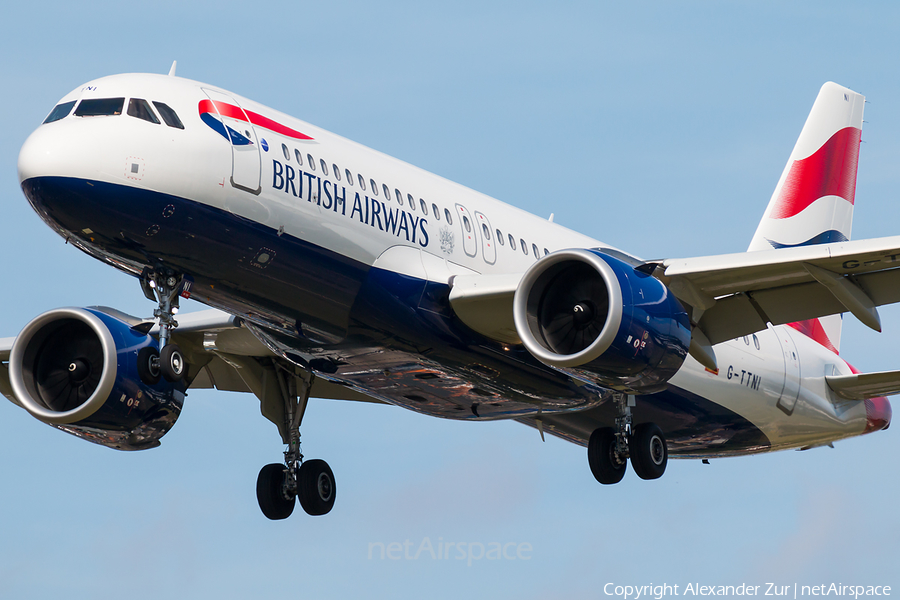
[826,370,900,400]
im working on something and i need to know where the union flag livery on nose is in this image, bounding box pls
[199,98,314,145]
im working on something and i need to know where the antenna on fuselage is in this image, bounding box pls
[168,61,177,77]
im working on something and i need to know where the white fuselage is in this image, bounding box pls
[16,73,882,457]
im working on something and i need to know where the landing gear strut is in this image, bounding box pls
[256,365,336,520]
[138,267,187,384]
[587,393,668,484]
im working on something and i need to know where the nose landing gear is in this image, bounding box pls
[587,393,668,484]
[137,267,187,384]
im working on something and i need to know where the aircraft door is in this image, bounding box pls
[202,88,262,195]
[474,211,496,265]
[455,204,478,258]
[776,327,802,414]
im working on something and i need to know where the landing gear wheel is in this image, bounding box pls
[257,463,295,520]
[159,344,186,382]
[297,459,336,516]
[630,423,668,480]
[588,427,627,484]
[137,346,161,385]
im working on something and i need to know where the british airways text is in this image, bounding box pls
[271,159,429,247]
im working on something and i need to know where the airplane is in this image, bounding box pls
[2,65,898,520]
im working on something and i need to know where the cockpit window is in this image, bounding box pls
[74,98,125,117]
[43,100,77,124]
[152,102,184,129]
[127,98,160,124]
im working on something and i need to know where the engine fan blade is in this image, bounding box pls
[33,321,104,412]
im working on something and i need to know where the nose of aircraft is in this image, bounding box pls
[17,124,67,186]
[863,396,891,433]
[17,119,95,186]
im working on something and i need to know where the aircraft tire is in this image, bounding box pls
[297,459,336,516]
[137,346,161,385]
[257,463,295,520]
[159,344,186,382]
[588,427,627,484]
[630,423,668,480]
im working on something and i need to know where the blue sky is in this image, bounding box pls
[1,1,899,598]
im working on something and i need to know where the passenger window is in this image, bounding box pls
[521,240,528,255]
[544,248,549,256]
[496,230,503,244]
[370,180,378,195]
[74,98,124,117]
[44,100,77,124]
[395,189,403,205]
[382,184,391,200]
[333,165,341,181]
[463,215,471,232]
[483,224,491,240]
[508,234,516,250]
[358,174,366,190]
[307,154,316,170]
[753,334,760,350]
[532,243,539,258]
[346,169,353,184]
[128,99,160,124]
[420,199,428,214]
[153,102,184,129]
[432,203,440,218]
[408,195,415,211]
[282,144,290,160]
[320,159,329,175]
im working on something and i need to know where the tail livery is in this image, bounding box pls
[749,82,865,354]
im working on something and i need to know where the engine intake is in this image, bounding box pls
[9,307,184,450]
[513,249,690,393]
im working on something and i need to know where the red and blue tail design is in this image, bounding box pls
[748,82,865,354]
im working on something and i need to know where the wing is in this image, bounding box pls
[0,309,383,415]
[447,236,900,371]
[653,235,900,345]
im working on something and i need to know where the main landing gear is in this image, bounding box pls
[588,393,668,484]
[256,365,336,520]
[137,268,187,384]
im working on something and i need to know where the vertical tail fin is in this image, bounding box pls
[748,82,865,354]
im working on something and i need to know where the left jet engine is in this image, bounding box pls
[7,307,184,450]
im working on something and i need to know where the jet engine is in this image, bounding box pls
[513,249,691,393]
[7,307,184,450]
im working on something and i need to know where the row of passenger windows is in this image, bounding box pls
[281,142,550,259]
[280,142,454,222]
[460,213,549,258]
[43,97,184,129]
[45,96,552,260]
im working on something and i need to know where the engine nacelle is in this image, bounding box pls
[8,307,184,450]
[513,249,691,393]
